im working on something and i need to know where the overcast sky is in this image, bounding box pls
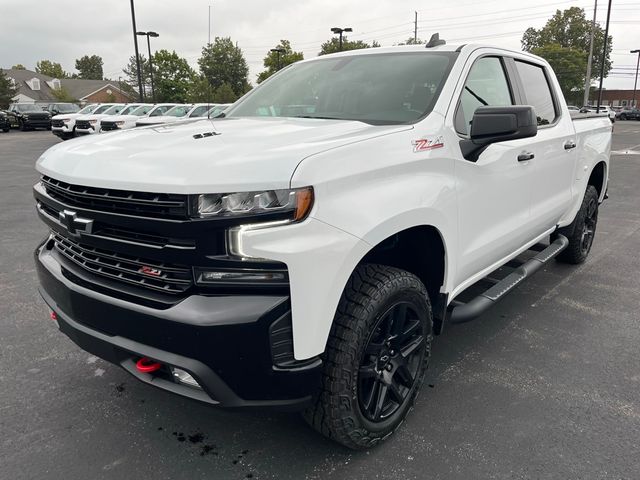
[1,0,638,90]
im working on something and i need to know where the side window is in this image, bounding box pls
[455,57,513,136]
[514,61,557,126]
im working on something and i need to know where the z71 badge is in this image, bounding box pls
[412,136,445,152]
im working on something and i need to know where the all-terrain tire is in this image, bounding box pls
[303,264,433,450]
[554,185,599,264]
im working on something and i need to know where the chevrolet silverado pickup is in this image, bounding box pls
[33,39,610,449]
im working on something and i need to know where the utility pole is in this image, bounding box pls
[414,11,418,43]
[596,0,612,113]
[583,0,597,107]
[129,0,144,102]
[331,27,353,51]
[631,49,640,108]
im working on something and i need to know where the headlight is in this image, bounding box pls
[115,121,125,126]
[192,187,313,221]
[88,119,97,124]
[62,119,70,123]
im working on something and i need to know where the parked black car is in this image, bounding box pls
[45,103,80,116]
[616,108,640,120]
[0,110,10,132]
[8,103,51,130]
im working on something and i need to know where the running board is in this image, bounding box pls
[448,235,569,324]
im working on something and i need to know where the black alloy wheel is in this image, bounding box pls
[580,195,598,256]
[358,302,426,422]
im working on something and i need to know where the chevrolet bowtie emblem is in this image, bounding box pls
[58,209,94,235]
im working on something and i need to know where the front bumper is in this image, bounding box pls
[35,239,321,409]
[24,118,51,128]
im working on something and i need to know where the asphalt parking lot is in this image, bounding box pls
[1,123,639,480]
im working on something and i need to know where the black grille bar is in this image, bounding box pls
[52,233,193,294]
[41,176,189,219]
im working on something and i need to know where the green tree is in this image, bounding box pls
[318,37,380,55]
[186,75,213,103]
[75,55,104,80]
[198,37,250,96]
[35,60,68,78]
[151,49,196,102]
[122,54,150,98]
[213,82,238,103]
[0,70,19,108]
[532,44,587,103]
[51,86,77,102]
[521,7,612,82]
[257,40,304,83]
[11,64,26,70]
[398,37,424,45]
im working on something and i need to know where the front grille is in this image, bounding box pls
[41,176,189,219]
[51,119,65,128]
[101,122,119,131]
[52,233,193,294]
[76,120,92,130]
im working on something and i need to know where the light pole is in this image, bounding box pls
[129,0,144,102]
[331,27,353,51]
[583,0,597,107]
[631,49,640,108]
[596,0,612,113]
[270,48,286,71]
[137,31,159,102]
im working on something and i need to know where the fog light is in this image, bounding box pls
[197,270,286,284]
[171,367,201,388]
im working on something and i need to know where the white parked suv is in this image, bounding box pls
[134,103,213,126]
[74,104,126,135]
[130,103,180,127]
[99,104,155,132]
[50,104,100,140]
[33,41,610,449]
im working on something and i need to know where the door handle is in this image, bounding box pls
[564,140,577,150]
[517,152,535,162]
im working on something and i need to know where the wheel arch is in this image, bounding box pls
[588,160,607,201]
[355,223,449,333]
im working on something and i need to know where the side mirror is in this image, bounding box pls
[460,105,537,161]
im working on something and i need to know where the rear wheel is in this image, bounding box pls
[304,264,432,449]
[554,185,599,264]
[619,114,627,120]
[19,120,27,131]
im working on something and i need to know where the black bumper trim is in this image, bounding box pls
[36,241,322,409]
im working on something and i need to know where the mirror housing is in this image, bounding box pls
[460,105,537,161]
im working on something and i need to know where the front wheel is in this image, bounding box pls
[619,114,627,121]
[304,264,433,449]
[554,185,599,264]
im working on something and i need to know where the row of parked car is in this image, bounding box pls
[566,104,640,121]
[0,102,231,138]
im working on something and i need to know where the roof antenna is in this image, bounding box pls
[425,33,446,48]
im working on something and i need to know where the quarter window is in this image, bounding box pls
[514,61,557,125]
[455,57,513,136]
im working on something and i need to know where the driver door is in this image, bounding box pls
[452,55,536,288]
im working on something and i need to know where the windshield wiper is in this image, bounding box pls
[464,86,489,106]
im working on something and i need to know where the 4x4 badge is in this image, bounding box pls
[412,136,444,152]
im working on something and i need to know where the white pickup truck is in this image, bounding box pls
[33,40,610,449]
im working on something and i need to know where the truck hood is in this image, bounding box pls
[77,114,115,121]
[36,117,411,193]
[103,114,142,122]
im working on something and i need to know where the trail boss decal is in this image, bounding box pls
[412,136,445,153]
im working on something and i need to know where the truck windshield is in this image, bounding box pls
[56,104,80,113]
[228,52,457,125]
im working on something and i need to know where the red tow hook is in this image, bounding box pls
[136,357,162,373]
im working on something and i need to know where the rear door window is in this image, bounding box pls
[514,60,557,126]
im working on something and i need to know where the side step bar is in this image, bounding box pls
[448,235,569,324]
